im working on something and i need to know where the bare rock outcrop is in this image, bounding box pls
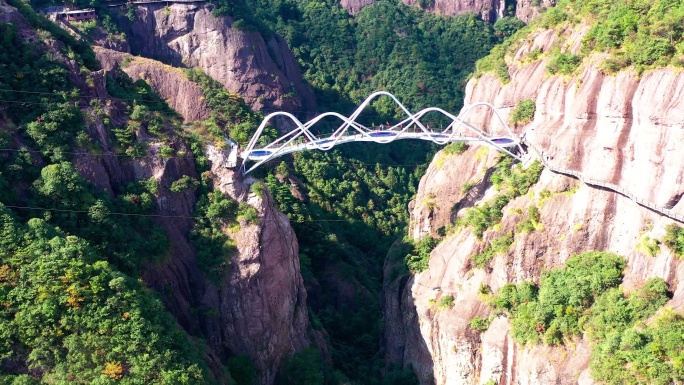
[403,0,505,22]
[115,3,316,116]
[205,147,311,385]
[94,46,211,123]
[340,0,376,14]
[341,0,506,21]
[387,25,684,385]
[515,0,555,24]
[340,0,551,22]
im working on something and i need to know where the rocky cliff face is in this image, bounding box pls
[204,147,311,384]
[340,0,552,22]
[514,0,555,23]
[113,3,316,117]
[72,85,312,384]
[95,47,211,123]
[340,0,506,21]
[385,25,684,385]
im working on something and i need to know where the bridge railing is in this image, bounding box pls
[524,140,684,224]
[241,92,526,174]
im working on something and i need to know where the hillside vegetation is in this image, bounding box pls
[0,0,532,383]
[0,4,239,383]
[475,0,684,81]
[490,251,682,384]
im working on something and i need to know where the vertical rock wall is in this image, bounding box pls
[114,3,316,117]
[384,25,684,385]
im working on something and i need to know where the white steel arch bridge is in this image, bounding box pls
[239,91,523,174]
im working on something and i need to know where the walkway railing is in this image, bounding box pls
[524,140,684,224]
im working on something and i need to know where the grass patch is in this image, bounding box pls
[442,141,469,156]
[516,205,543,233]
[546,49,582,75]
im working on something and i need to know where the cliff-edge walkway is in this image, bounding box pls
[523,139,684,224]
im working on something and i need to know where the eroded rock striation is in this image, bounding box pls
[340,0,553,22]
[95,47,211,123]
[114,2,316,116]
[385,25,684,385]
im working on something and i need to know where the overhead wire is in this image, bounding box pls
[0,147,432,167]
[0,88,454,119]
[1,204,381,223]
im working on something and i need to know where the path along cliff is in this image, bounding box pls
[385,22,684,385]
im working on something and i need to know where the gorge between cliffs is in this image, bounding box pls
[1,0,684,384]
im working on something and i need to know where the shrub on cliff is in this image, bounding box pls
[663,223,684,257]
[509,99,536,125]
[405,236,438,273]
[461,158,543,239]
[471,231,513,268]
[493,251,626,345]
[491,250,682,383]
[546,50,582,75]
[470,316,492,332]
[185,68,276,146]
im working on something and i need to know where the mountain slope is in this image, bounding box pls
[384,1,684,384]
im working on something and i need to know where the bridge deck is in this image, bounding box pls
[242,132,517,160]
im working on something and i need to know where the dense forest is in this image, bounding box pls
[0,0,528,383]
[0,4,221,383]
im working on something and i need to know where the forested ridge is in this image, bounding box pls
[0,5,223,383]
[0,0,527,383]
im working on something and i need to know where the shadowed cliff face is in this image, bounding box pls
[114,2,316,117]
[385,25,684,385]
[204,147,311,385]
[60,61,311,385]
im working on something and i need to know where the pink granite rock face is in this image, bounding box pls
[385,25,684,385]
[117,3,316,117]
[340,0,552,22]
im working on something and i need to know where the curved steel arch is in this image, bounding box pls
[240,92,523,174]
